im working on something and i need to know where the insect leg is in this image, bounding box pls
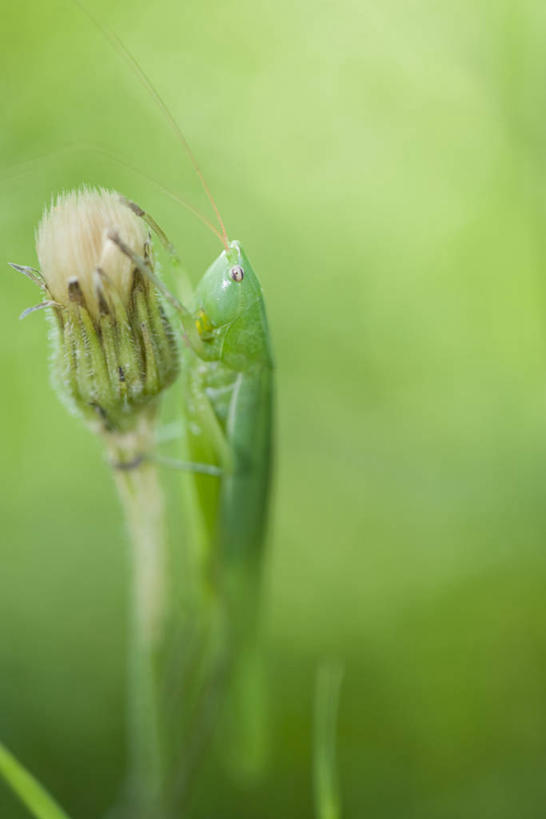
[109,453,222,475]
[119,195,195,305]
[120,196,177,258]
[108,228,203,352]
[107,229,183,311]
[152,455,222,476]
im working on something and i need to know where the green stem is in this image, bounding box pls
[0,742,72,819]
[313,662,344,819]
[108,416,167,819]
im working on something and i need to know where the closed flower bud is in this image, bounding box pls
[36,187,145,321]
[23,187,179,433]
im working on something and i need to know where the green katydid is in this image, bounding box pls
[176,239,274,782]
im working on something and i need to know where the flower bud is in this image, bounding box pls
[32,187,179,433]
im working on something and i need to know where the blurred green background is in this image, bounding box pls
[2,0,546,816]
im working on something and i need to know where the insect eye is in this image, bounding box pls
[230,265,244,283]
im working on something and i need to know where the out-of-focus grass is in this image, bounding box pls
[1,0,546,816]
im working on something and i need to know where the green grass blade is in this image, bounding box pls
[313,662,344,819]
[0,741,72,819]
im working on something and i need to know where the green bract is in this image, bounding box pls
[51,259,178,433]
[28,188,179,433]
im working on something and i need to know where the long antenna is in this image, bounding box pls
[2,143,224,244]
[72,0,230,250]
[84,145,225,243]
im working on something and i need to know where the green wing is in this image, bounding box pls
[218,364,273,566]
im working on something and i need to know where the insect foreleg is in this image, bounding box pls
[121,196,179,262]
[120,196,196,307]
[107,228,184,312]
[112,207,204,351]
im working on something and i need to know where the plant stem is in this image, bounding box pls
[313,662,344,819]
[0,742,72,819]
[108,415,167,818]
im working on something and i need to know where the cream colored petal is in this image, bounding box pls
[36,187,148,321]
